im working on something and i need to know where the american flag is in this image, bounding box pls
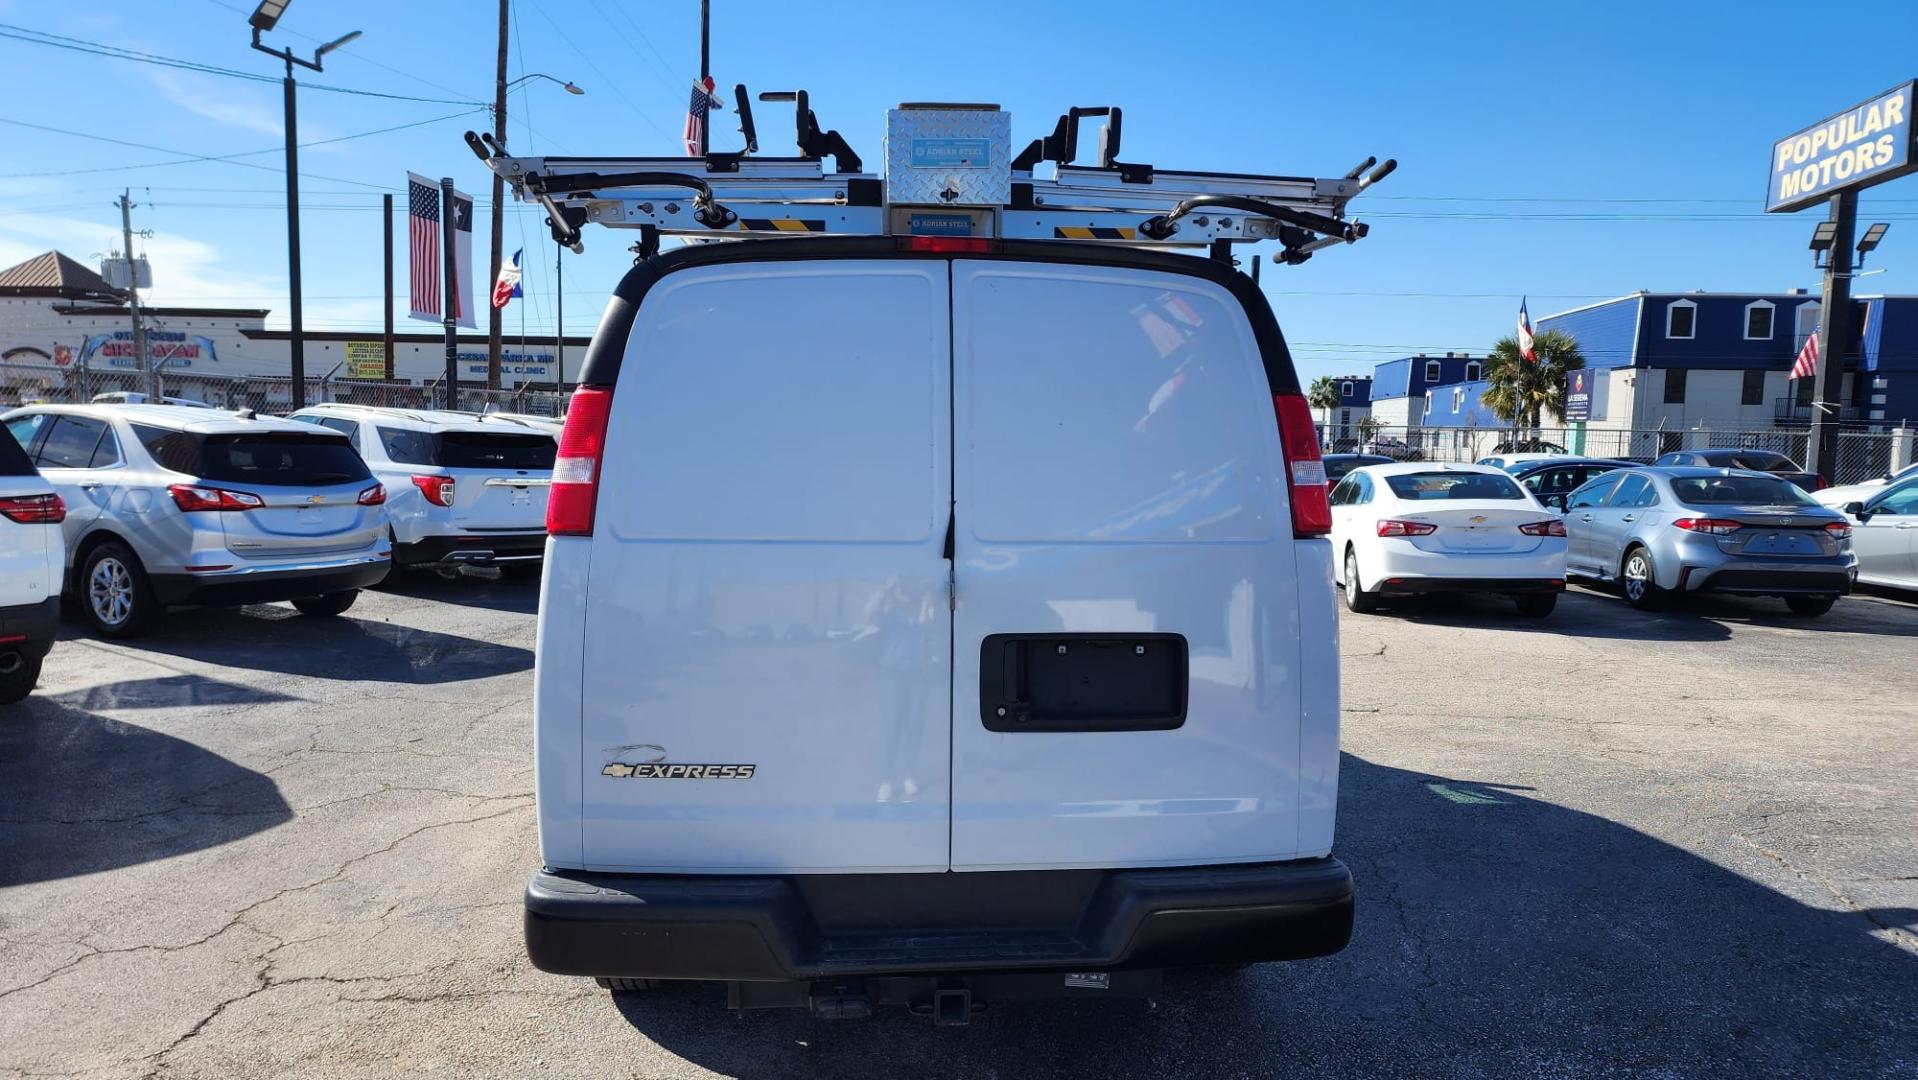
[684,75,719,156]
[407,174,441,322]
[1790,329,1820,380]
[1517,297,1537,363]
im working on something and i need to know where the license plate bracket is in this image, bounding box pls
[979,633,1187,733]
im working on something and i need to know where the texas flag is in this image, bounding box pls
[1517,297,1537,363]
[492,248,523,309]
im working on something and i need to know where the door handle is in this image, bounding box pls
[1621,515,1637,523]
[1580,514,1594,522]
[80,482,102,491]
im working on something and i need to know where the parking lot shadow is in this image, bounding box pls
[374,568,542,614]
[1393,588,1735,642]
[52,673,300,711]
[0,697,291,886]
[125,608,533,685]
[599,754,1918,1076]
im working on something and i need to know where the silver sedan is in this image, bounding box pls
[1559,467,1857,616]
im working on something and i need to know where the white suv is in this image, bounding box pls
[1,404,391,637]
[0,424,64,703]
[526,239,1350,1013]
[290,405,555,571]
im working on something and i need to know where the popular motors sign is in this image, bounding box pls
[1767,82,1916,213]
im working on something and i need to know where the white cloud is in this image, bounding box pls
[144,69,285,140]
[0,213,282,320]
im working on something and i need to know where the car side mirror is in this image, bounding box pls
[1844,501,1869,520]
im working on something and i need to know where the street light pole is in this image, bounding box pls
[247,2,360,412]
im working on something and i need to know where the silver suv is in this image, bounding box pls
[0,404,392,637]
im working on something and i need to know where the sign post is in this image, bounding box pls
[1766,81,1916,482]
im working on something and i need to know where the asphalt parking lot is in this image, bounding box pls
[3,575,1916,1079]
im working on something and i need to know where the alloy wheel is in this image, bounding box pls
[89,557,134,627]
[1624,554,1648,602]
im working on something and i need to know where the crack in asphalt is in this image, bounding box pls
[1731,834,1918,956]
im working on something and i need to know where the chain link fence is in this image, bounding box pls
[1325,422,1915,487]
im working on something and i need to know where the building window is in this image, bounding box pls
[1741,368,1766,406]
[1464,361,1481,381]
[1424,392,1433,417]
[1744,301,1774,340]
[1453,388,1464,412]
[1794,301,1820,346]
[1666,300,1697,339]
[1423,360,1441,384]
[1340,381,1353,398]
[1663,368,1687,404]
[1339,408,1350,429]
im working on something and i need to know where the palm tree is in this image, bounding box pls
[1307,375,1341,412]
[1480,329,1587,431]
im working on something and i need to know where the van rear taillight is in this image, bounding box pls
[1272,391,1331,537]
[897,236,999,255]
[549,386,613,536]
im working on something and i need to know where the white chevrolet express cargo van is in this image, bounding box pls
[527,235,1350,1015]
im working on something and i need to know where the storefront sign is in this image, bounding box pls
[1563,369,1591,422]
[345,341,389,379]
[1767,81,1916,213]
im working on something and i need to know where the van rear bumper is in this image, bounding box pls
[523,858,1354,981]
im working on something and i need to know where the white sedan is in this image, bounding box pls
[1329,462,1569,616]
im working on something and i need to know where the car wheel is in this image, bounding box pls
[291,590,359,617]
[1620,546,1669,612]
[1784,595,1836,617]
[0,655,41,705]
[1513,592,1558,617]
[1343,547,1380,614]
[81,542,159,638]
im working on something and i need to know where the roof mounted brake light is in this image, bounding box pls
[897,236,998,255]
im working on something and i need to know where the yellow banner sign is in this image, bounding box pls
[345,341,388,379]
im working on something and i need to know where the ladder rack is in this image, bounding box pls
[465,100,1394,265]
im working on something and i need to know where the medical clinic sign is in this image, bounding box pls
[1767,82,1916,213]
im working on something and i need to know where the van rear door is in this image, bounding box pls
[571,260,953,872]
[948,260,1310,870]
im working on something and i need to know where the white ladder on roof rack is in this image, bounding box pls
[465,97,1394,265]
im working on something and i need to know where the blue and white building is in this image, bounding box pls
[1535,290,1918,434]
[1311,374,1372,444]
[1366,353,1489,431]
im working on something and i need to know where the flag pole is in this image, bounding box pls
[440,177,459,411]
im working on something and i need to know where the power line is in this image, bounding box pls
[0,109,485,185]
[0,23,483,105]
[198,0,479,102]
[519,0,678,148]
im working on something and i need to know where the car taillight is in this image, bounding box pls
[1518,518,1567,537]
[1813,475,1830,490]
[549,385,613,536]
[0,492,64,524]
[1672,517,1742,535]
[411,474,455,508]
[1272,391,1330,538]
[168,484,264,512]
[1376,519,1438,537]
[1824,520,1851,540]
[357,483,387,506]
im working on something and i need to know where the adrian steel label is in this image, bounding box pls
[911,138,991,169]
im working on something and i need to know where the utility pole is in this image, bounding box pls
[1806,191,1856,482]
[441,177,460,411]
[485,0,509,391]
[554,240,564,390]
[700,0,710,89]
[117,191,157,400]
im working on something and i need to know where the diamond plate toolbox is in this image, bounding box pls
[885,106,1011,207]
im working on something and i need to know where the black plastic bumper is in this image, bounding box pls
[150,562,390,606]
[1687,566,1853,596]
[0,596,60,660]
[524,858,1355,981]
[393,532,546,566]
[1377,576,1564,595]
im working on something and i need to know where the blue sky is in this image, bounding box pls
[2,0,1915,384]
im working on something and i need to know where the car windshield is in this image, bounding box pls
[1671,475,1817,506]
[1709,450,1793,471]
[1384,472,1525,500]
[140,427,371,486]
